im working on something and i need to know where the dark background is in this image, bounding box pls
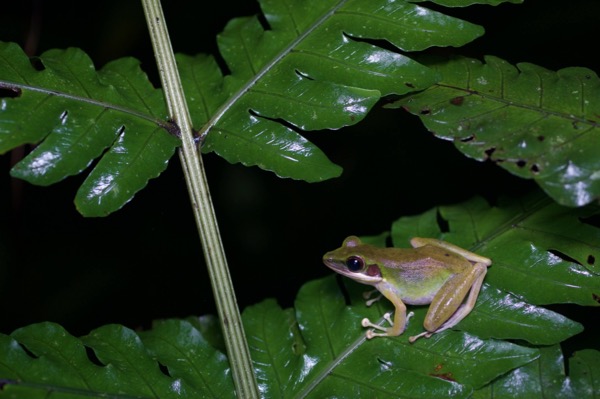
[0,0,598,354]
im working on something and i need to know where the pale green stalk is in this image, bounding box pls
[140,1,259,397]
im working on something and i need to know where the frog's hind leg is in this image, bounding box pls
[410,262,488,343]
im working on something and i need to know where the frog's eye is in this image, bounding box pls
[346,256,364,272]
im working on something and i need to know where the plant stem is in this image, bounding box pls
[140,1,259,397]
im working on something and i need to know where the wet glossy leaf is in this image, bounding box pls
[0,0,485,215]
[139,319,234,398]
[416,0,522,6]
[0,321,233,398]
[456,284,582,344]
[243,277,538,397]
[474,345,600,398]
[392,192,600,306]
[3,189,598,398]
[0,43,179,216]
[183,0,483,182]
[390,56,600,207]
[0,280,539,399]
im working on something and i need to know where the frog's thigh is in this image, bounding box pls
[410,238,491,266]
[423,263,487,332]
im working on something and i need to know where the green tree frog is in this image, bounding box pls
[323,236,491,342]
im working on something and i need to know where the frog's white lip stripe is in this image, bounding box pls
[323,259,383,284]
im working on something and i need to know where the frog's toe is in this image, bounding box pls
[409,330,433,343]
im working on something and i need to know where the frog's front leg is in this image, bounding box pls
[362,288,413,339]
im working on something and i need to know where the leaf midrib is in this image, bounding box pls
[197,0,350,140]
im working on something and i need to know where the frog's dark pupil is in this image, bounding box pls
[346,256,364,272]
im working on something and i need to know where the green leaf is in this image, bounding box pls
[187,0,483,182]
[139,319,234,397]
[474,345,600,398]
[413,0,523,6]
[0,321,232,398]
[569,349,600,397]
[244,277,538,397]
[456,284,582,345]
[0,43,180,216]
[4,188,600,398]
[0,294,537,399]
[0,299,580,399]
[321,192,597,347]
[392,192,600,306]
[0,1,483,215]
[389,56,600,207]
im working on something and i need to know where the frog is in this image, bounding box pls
[322,235,491,342]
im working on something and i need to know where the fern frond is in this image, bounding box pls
[0,0,484,215]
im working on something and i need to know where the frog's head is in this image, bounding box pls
[323,236,383,285]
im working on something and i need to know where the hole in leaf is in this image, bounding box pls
[342,32,399,53]
[295,69,314,81]
[449,96,464,106]
[593,293,600,303]
[587,255,596,265]
[548,249,582,266]
[84,345,106,367]
[29,57,45,71]
[248,109,301,133]
[530,164,540,173]
[460,135,474,143]
[405,82,415,89]
[376,357,393,370]
[516,160,526,168]
[419,108,431,115]
[60,110,69,124]
[18,343,38,359]
[537,135,545,141]
[579,215,600,228]
[484,147,496,157]
[436,209,450,233]
[0,85,21,98]
[158,362,171,377]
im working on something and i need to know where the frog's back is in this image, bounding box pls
[378,245,471,305]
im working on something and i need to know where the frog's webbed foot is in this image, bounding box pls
[362,311,414,339]
[362,289,383,307]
